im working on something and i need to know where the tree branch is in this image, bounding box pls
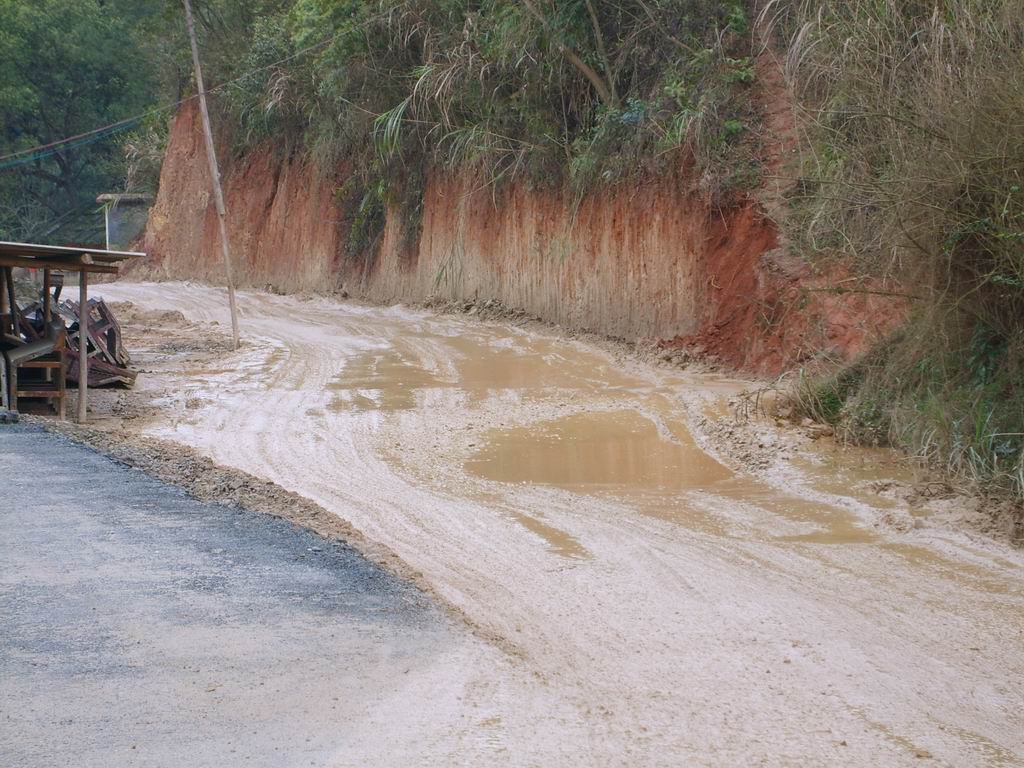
[520,0,617,106]
[583,0,618,104]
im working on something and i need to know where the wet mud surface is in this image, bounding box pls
[33,281,1024,766]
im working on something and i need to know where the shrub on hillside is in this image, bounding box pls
[770,0,1024,495]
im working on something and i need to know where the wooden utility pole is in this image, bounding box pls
[183,0,240,349]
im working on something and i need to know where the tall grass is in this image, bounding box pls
[191,0,762,261]
[768,0,1024,496]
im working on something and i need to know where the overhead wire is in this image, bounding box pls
[0,28,343,172]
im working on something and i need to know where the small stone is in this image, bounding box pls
[807,424,834,439]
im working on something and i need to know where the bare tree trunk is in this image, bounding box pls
[583,0,618,105]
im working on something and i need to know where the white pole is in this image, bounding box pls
[183,0,240,350]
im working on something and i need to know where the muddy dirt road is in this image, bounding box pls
[90,282,1022,766]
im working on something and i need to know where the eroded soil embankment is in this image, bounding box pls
[59,281,1024,767]
[135,101,897,374]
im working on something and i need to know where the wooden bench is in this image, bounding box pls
[2,319,67,419]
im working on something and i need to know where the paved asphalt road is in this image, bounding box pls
[0,425,458,767]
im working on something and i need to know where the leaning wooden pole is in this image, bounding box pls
[183,0,240,350]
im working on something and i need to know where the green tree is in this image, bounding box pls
[0,0,164,240]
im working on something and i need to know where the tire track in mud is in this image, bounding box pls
[91,281,1024,767]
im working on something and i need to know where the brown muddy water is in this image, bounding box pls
[463,407,880,546]
[465,410,731,492]
[90,282,1024,767]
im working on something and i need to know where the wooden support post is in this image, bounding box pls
[58,349,66,421]
[0,268,6,411]
[77,271,88,423]
[183,0,240,350]
[0,267,7,335]
[43,268,51,326]
[4,267,16,336]
[43,269,51,386]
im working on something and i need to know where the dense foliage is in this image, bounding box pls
[775,0,1024,495]
[1,0,759,245]
[190,0,757,252]
[0,0,173,241]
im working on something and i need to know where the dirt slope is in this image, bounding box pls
[136,102,896,373]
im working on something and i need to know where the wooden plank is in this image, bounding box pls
[0,256,117,274]
[21,361,62,368]
[43,269,51,325]
[58,344,66,420]
[3,268,15,334]
[0,240,144,262]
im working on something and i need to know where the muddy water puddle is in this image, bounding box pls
[462,409,732,554]
[465,410,887,545]
[713,481,878,544]
[791,445,922,513]
[466,410,731,492]
[320,319,890,549]
[446,334,640,393]
[882,542,1024,597]
[327,348,445,412]
[509,511,591,559]
[326,332,642,413]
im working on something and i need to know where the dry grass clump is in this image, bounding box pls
[764,0,1024,497]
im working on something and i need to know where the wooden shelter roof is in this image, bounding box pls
[1,241,145,422]
[0,241,144,274]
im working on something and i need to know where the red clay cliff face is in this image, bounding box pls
[141,110,342,292]
[138,101,894,374]
[674,209,902,372]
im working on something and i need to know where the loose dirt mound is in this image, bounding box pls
[107,300,188,329]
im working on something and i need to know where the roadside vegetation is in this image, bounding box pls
[188,0,758,255]
[768,0,1024,498]
[2,0,1021,500]
[0,0,175,241]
